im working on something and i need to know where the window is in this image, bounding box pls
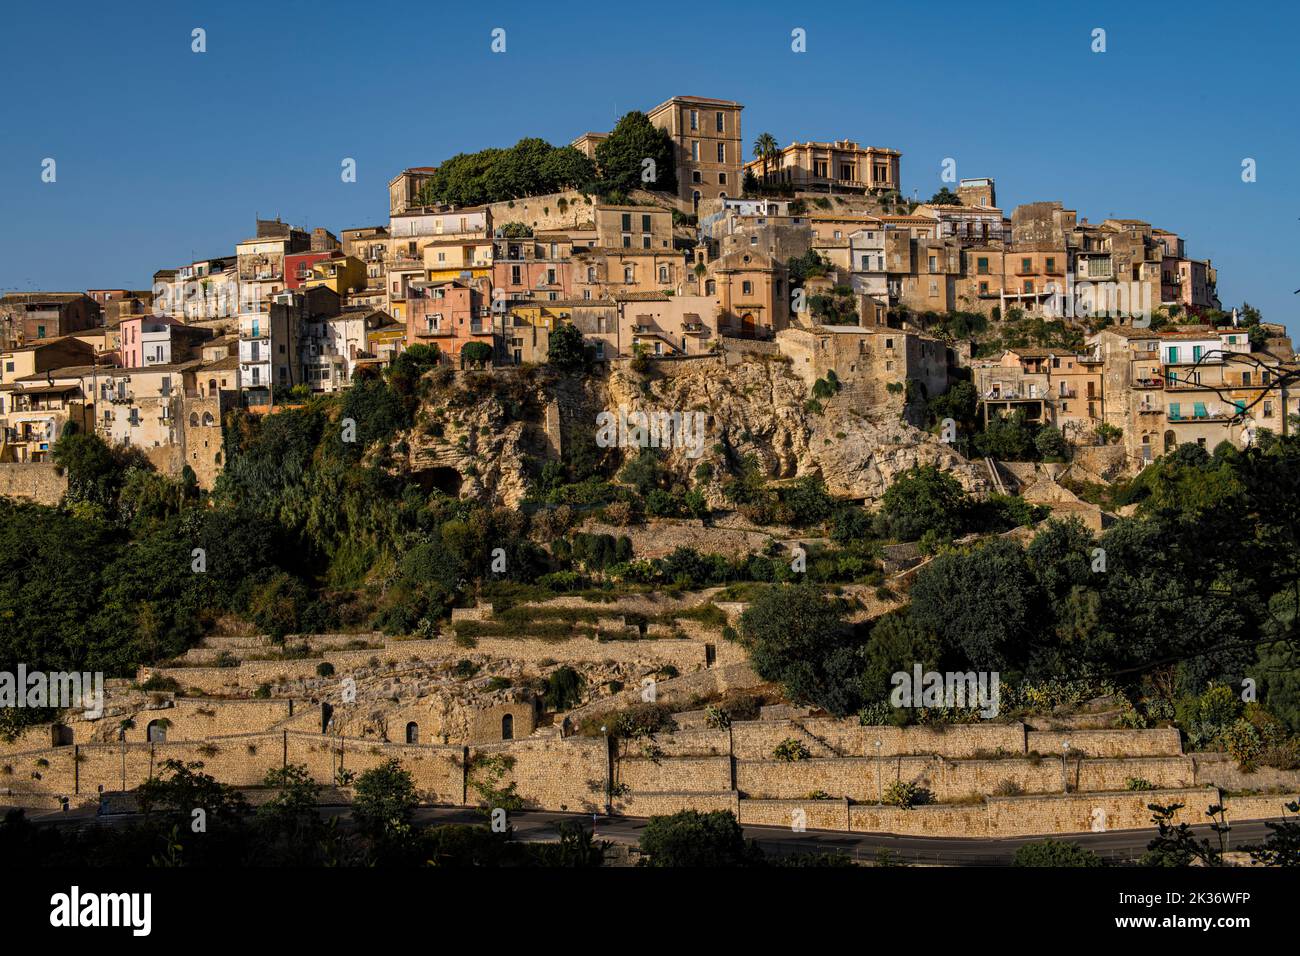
[1021,257,1032,272]
[718,172,727,185]
[1166,346,1179,364]
[715,111,724,132]
[691,141,700,162]
[928,255,937,273]
[742,281,753,295]
[1192,345,1203,363]
[717,142,725,163]
[979,281,989,295]
[624,266,634,283]
[977,257,989,275]
[622,235,631,248]
[1242,371,1252,385]
[621,213,631,231]
[689,109,698,130]
[1045,257,1056,272]
[1023,280,1034,293]
[642,235,651,249]
[692,170,702,183]
[1264,400,1273,416]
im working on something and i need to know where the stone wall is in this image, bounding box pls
[0,462,66,505]
[486,191,592,234]
[730,720,1028,760]
[984,788,1212,836]
[616,756,732,793]
[1026,728,1182,757]
[469,736,607,813]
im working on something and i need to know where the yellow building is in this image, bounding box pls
[301,256,369,299]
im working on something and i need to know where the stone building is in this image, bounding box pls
[388,166,438,216]
[776,324,950,412]
[0,293,102,349]
[646,95,744,210]
[744,139,901,195]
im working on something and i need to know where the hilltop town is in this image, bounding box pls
[2,93,1299,868]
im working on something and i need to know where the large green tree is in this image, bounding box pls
[594,111,677,196]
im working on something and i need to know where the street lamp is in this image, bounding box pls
[875,739,883,805]
[1062,739,1071,794]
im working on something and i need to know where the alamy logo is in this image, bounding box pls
[1043,273,1153,326]
[890,666,1000,718]
[595,406,707,459]
[49,886,151,936]
[0,665,103,718]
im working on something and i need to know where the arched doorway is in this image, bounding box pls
[321,702,334,734]
[501,714,514,740]
[405,722,419,744]
[741,313,756,336]
[146,720,167,743]
[1163,430,1176,453]
[692,191,701,213]
[51,724,73,747]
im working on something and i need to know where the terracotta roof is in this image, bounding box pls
[1,292,89,304]
[614,291,672,302]
[200,356,240,372]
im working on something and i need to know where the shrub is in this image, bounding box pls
[773,738,811,762]
[882,781,933,809]
[1013,839,1104,867]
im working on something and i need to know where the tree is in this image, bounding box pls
[752,132,779,184]
[974,409,1037,460]
[1244,800,1300,867]
[547,323,588,373]
[1141,802,1228,867]
[861,610,943,705]
[352,759,418,845]
[594,111,677,196]
[876,465,969,542]
[1013,839,1104,867]
[1034,425,1068,461]
[538,145,597,194]
[738,583,863,715]
[907,537,1046,671]
[928,187,962,205]
[460,341,493,368]
[638,810,762,866]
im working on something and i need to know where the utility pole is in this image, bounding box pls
[1061,739,1070,794]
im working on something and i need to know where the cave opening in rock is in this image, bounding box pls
[413,466,463,497]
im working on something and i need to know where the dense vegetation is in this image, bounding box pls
[738,436,1300,762]
[412,111,676,208]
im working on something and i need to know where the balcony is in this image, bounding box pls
[388,256,424,273]
[1167,409,1232,423]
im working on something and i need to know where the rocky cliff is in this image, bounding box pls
[395,358,989,508]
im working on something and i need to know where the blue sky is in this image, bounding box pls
[1,0,1296,334]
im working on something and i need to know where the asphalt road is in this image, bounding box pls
[22,803,1283,866]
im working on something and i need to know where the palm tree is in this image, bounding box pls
[753,133,779,186]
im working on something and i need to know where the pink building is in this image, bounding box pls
[404,278,494,360]
[118,314,182,368]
